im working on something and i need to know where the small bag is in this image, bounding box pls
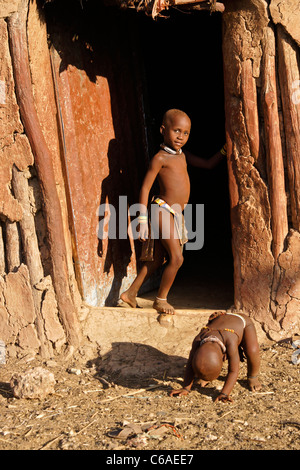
[140,227,154,262]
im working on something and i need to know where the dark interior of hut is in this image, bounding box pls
[43,0,234,309]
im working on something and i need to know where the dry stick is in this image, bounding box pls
[39,424,95,450]
[7,0,81,350]
[217,407,237,420]
[39,433,64,451]
[100,384,164,404]
[40,412,99,450]
[75,413,98,436]
[281,421,300,427]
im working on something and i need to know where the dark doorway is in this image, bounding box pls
[135,10,234,308]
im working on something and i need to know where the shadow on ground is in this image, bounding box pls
[87,342,187,388]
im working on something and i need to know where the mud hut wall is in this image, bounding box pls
[0,11,39,357]
[1,0,147,358]
[1,0,300,359]
[223,0,300,339]
[43,1,149,307]
[0,0,81,358]
[27,0,80,301]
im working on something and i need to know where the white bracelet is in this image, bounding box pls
[138,215,148,224]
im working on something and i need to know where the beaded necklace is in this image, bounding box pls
[160,143,182,155]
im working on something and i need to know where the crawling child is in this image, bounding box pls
[170,311,261,402]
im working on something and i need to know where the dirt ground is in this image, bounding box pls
[0,334,299,452]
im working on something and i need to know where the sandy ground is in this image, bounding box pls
[0,330,299,452]
[0,262,299,453]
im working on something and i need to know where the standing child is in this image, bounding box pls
[170,311,261,402]
[120,109,226,315]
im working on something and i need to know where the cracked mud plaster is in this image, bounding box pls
[0,135,34,222]
[223,0,269,79]
[0,20,34,222]
[271,231,300,335]
[223,0,282,328]
[0,0,21,18]
[270,0,300,47]
[39,284,66,353]
[0,265,67,356]
[0,265,36,345]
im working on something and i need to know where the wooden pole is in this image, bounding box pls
[7,0,81,348]
[5,221,20,272]
[277,25,300,232]
[12,166,52,358]
[261,27,288,260]
[241,59,260,161]
[11,167,44,287]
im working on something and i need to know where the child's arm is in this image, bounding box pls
[169,338,199,397]
[169,360,194,397]
[215,341,240,403]
[185,144,226,170]
[138,154,163,240]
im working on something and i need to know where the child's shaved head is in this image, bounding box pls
[162,109,191,127]
[192,342,223,382]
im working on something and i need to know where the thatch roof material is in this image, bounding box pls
[122,0,224,18]
[43,0,224,19]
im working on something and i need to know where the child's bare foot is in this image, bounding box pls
[197,379,209,388]
[153,297,175,315]
[247,376,261,392]
[120,290,138,308]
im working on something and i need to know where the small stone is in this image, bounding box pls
[205,421,215,429]
[10,367,56,399]
[157,314,173,328]
[253,435,266,442]
[206,433,218,441]
[45,359,58,367]
[67,368,81,375]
